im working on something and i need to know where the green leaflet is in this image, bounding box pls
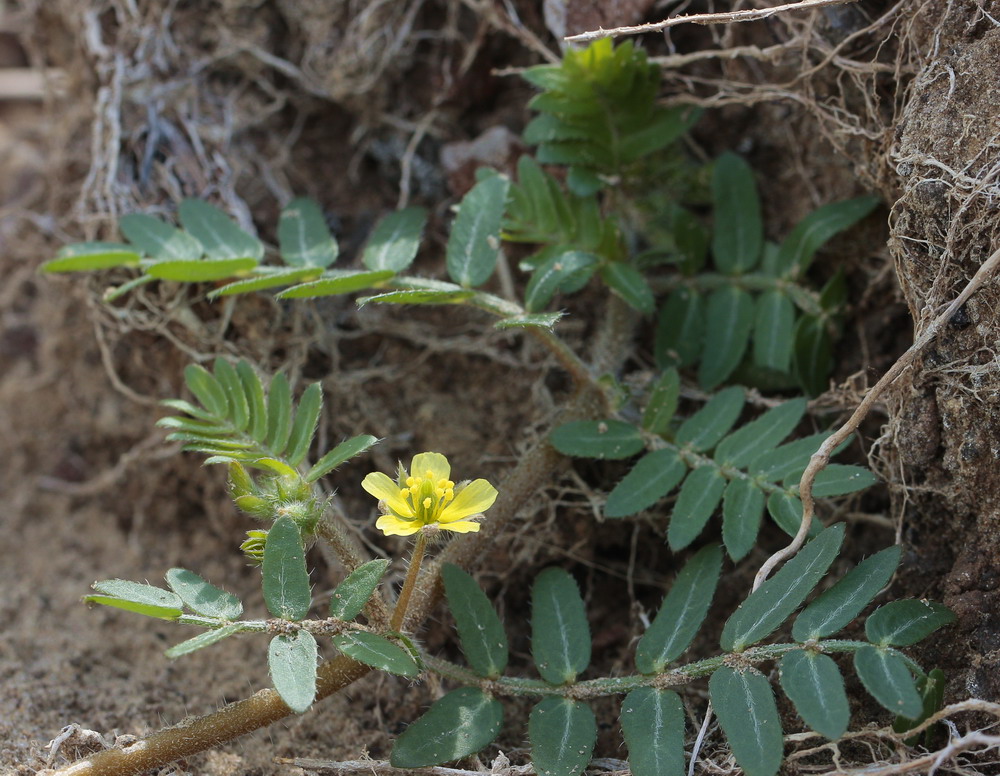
[442,563,509,678]
[771,195,879,277]
[262,516,311,621]
[779,650,849,740]
[865,600,955,647]
[698,285,755,390]
[753,290,796,372]
[165,568,242,620]
[278,197,338,268]
[362,207,427,272]
[306,434,379,483]
[714,399,807,469]
[532,568,590,684]
[766,491,819,539]
[42,242,142,273]
[208,267,322,297]
[391,688,503,768]
[655,287,705,369]
[165,623,243,659]
[600,262,654,314]
[265,372,292,453]
[268,630,318,714]
[854,645,922,718]
[332,631,420,678]
[85,580,183,620]
[621,688,685,776]
[549,419,644,460]
[605,448,687,518]
[183,363,229,418]
[710,667,783,776]
[285,382,323,467]
[178,198,264,260]
[806,464,879,498]
[791,315,832,396]
[447,174,510,287]
[642,368,680,434]
[722,478,765,561]
[525,250,599,312]
[793,545,901,641]
[494,312,564,330]
[120,214,203,260]
[635,544,722,673]
[668,465,726,551]
[277,270,395,298]
[721,524,844,652]
[358,289,475,306]
[751,431,832,481]
[529,697,596,776]
[213,358,249,432]
[675,386,745,452]
[238,361,268,443]
[328,559,389,621]
[711,152,763,274]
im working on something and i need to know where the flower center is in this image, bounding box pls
[399,470,455,524]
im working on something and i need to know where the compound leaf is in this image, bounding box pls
[442,563,509,678]
[710,666,783,776]
[550,420,644,460]
[165,568,243,620]
[268,630,317,714]
[391,687,503,768]
[529,697,596,776]
[721,524,844,652]
[621,688,685,776]
[779,650,849,740]
[865,600,955,647]
[605,448,687,518]
[532,568,590,684]
[278,197,338,268]
[332,631,419,678]
[329,559,390,621]
[793,545,901,641]
[636,544,722,672]
[262,515,311,621]
[854,645,922,718]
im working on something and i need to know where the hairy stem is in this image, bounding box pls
[391,532,427,631]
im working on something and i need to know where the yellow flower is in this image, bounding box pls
[362,452,498,537]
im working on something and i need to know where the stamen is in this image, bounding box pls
[423,497,433,510]
[406,476,417,488]
[400,487,410,498]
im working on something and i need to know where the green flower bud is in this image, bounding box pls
[240,529,268,565]
[228,462,256,498]
[235,495,272,519]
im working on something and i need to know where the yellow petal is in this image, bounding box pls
[410,452,451,482]
[439,479,498,523]
[362,472,413,518]
[438,520,482,533]
[376,514,421,536]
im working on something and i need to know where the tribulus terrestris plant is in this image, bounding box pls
[37,39,953,776]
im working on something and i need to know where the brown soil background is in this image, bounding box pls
[2,1,999,774]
